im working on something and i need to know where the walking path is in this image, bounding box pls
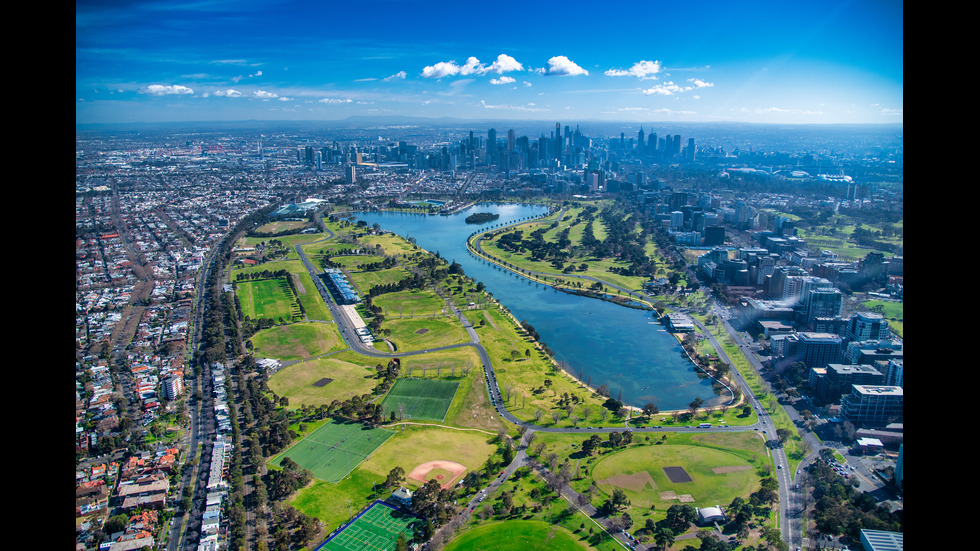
[289,220,807,550]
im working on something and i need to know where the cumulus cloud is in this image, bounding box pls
[383,70,407,81]
[213,89,243,97]
[319,97,352,104]
[641,78,713,95]
[141,84,194,95]
[542,56,588,76]
[422,54,524,78]
[422,61,462,78]
[253,90,278,99]
[490,76,516,85]
[604,60,662,79]
[484,54,523,74]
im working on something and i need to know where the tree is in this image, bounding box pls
[385,466,406,490]
[688,396,705,418]
[665,504,697,532]
[582,434,603,456]
[654,527,676,551]
[611,488,630,509]
[643,402,659,416]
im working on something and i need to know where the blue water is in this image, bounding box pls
[353,203,726,411]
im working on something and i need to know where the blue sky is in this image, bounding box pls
[76,0,903,125]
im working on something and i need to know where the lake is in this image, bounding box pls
[353,203,728,412]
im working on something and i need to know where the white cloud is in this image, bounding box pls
[605,60,662,79]
[319,97,352,104]
[278,97,294,102]
[382,71,407,81]
[641,82,682,95]
[141,84,194,95]
[543,56,588,76]
[485,54,523,74]
[422,54,524,78]
[213,89,243,97]
[490,76,516,85]
[422,61,461,78]
[253,90,278,99]
[459,57,484,75]
[641,78,713,96]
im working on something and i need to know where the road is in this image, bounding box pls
[296,240,782,551]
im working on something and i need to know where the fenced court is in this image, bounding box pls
[271,420,394,483]
[381,378,460,421]
[317,500,418,551]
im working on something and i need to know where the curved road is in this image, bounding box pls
[294,236,811,550]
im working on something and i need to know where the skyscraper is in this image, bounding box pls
[555,122,562,160]
[487,128,497,165]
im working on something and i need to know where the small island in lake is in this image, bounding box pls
[465,212,500,224]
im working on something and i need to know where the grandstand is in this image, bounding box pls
[322,269,361,304]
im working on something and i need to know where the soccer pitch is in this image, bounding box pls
[381,378,460,421]
[271,420,395,483]
[317,501,418,551]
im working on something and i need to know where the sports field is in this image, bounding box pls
[381,378,460,421]
[236,277,300,321]
[272,420,395,483]
[317,501,418,551]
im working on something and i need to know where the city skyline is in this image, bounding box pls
[76,0,903,126]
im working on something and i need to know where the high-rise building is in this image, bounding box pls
[814,363,884,403]
[344,164,356,184]
[638,127,645,154]
[487,128,497,165]
[555,122,562,159]
[841,385,903,427]
[796,332,843,367]
[803,288,843,323]
[847,312,891,341]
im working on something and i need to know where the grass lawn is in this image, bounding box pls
[371,289,447,318]
[474,305,609,428]
[381,316,469,352]
[590,442,760,510]
[250,322,345,361]
[525,430,768,542]
[380,378,460,421]
[236,277,299,321]
[291,468,386,532]
[318,501,419,551]
[268,356,378,407]
[270,419,395,483]
[357,424,497,485]
[444,520,587,551]
[232,258,334,321]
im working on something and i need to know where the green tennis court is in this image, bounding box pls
[271,420,395,483]
[317,501,419,551]
[381,378,460,421]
